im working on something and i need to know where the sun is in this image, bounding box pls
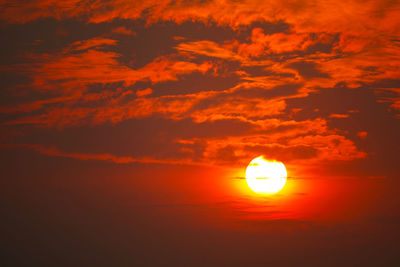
[245,156,287,194]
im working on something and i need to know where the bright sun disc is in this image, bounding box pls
[245,156,287,194]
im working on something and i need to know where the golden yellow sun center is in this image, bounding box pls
[245,156,287,194]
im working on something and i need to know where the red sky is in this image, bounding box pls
[1,0,400,265]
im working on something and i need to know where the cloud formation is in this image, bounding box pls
[0,0,398,170]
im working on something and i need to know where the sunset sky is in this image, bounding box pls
[1,0,400,265]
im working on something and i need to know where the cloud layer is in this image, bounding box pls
[0,0,399,173]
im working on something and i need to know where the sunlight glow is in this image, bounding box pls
[245,156,287,194]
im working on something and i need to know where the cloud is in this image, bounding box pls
[0,143,205,166]
[112,26,136,36]
[329,113,350,119]
[176,40,242,61]
[286,61,330,80]
[375,86,400,115]
[175,117,366,166]
[2,0,398,35]
[190,97,286,123]
[357,131,368,139]
[12,36,212,91]
[1,0,396,170]
[0,37,213,119]
[238,29,317,57]
[136,88,153,97]
[0,0,85,23]
[66,37,118,52]
[3,1,398,91]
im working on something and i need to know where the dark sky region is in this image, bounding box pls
[1,1,400,266]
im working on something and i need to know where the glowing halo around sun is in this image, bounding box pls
[245,156,287,194]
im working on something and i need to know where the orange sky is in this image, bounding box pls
[1,0,399,265]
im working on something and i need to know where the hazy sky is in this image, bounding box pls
[1,0,399,266]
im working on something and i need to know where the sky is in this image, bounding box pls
[1,0,400,266]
